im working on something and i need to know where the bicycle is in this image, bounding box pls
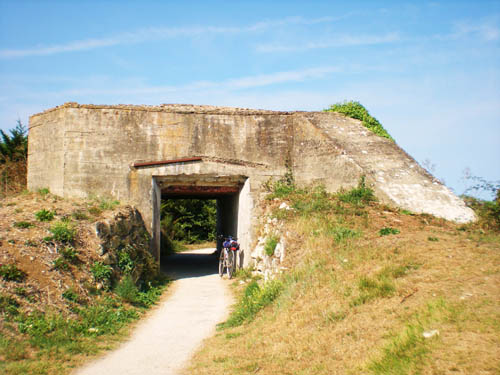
[218,236,239,279]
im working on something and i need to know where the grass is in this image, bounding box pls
[185,182,500,375]
[264,235,279,256]
[0,264,26,282]
[0,277,170,375]
[34,209,55,222]
[13,221,34,229]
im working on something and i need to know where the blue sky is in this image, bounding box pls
[1,0,499,198]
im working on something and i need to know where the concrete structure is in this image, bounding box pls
[28,102,475,265]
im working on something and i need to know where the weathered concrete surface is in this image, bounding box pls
[28,103,475,261]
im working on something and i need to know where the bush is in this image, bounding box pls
[338,176,376,206]
[35,209,55,222]
[49,221,76,243]
[325,101,394,141]
[0,264,26,282]
[117,248,135,274]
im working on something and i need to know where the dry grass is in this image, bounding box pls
[185,194,500,374]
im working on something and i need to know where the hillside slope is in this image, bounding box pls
[187,184,499,374]
[0,191,165,375]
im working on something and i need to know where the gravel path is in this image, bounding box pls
[75,248,232,375]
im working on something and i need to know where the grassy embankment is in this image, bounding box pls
[187,180,499,374]
[0,190,169,375]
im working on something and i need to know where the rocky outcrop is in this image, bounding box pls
[95,206,158,284]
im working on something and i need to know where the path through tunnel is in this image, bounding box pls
[152,175,251,276]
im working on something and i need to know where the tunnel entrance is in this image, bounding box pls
[151,174,251,267]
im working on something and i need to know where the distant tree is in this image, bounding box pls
[0,120,28,162]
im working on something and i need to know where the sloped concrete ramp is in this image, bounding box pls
[75,248,232,375]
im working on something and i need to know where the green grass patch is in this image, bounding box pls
[338,176,376,206]
[13,221,34,229]
[367,299,455,374]
[0,264,26,282]
[219,279,283,329]
[48,221,76,243]
[264,235,279,256]
[379,227,400,236]
[34,209,54,222]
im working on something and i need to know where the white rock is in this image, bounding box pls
[423,330,439,338]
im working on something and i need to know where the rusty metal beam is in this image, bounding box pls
[162,185,239,196]
[133,157,202,168]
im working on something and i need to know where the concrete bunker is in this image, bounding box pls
[27,103,476,269]
[151,174,251,267]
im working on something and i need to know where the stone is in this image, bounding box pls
[423,330,439,338]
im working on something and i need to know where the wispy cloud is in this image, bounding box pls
[435,18,500,42]
[0,16,337,59]
[256,32,401,53]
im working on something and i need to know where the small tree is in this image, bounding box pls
[0,120,28,163]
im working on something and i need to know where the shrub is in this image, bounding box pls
[35,209,55,222]
[13,221,34,229]
[379,227,400,236]
[338,176,376,206]
[49,221,76,242]
[325,101,394,141]
[0,264,26,282]
[264,235,279,256]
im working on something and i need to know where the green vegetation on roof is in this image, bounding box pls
[325,101,394,142]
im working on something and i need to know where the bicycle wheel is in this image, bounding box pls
[226,250,234,279]
[218,250,224,277]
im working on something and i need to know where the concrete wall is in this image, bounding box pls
[28,103,476,262]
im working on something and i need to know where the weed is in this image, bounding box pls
[428,236,439,242]
[400,209,414,216]
[88,206,102,216]
[115,275,138,303]
[34,209,55,222]
[24,239,38,247]
[59,246,78,262]
[264,234,279,256]
[37,188,50,196]
[49,221,76,242]
[117,248,134,274]
[98,198,120,210]
[62,288,79,303]
[71,209,89,220]
[338,176,376,206]
[52,257,69,271]
[0,264,26,282]
[91,262,112,283]
[0,294,19,316]
[325,310,347,324]
[14,287,27,296]
[379,227,400,236]
[13,221,33,229]
[327,225,360,243]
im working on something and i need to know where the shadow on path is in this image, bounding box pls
[161,248,219,280]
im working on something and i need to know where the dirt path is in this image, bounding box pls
[75,248,232,375]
